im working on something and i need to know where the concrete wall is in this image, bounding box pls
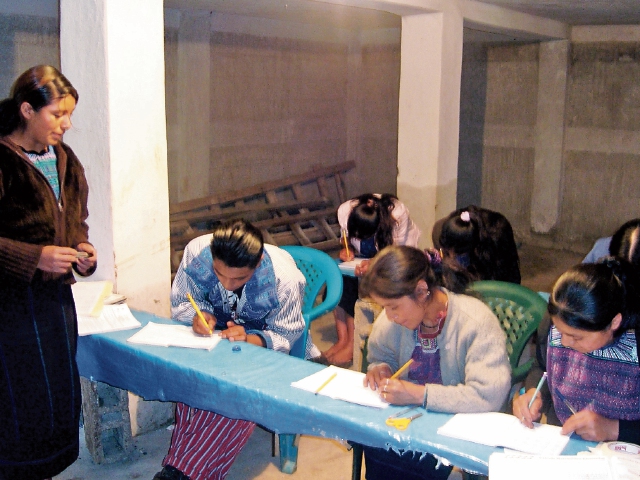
[470,40,640,253]
[164,16,401,206]
[0,14,59,96]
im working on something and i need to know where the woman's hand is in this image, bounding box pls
[339,248,355,262]
[354,259,370,277]
[377,378,424,405]
[562,410,619,442]
[364,364,392,392]
[192,310,217,336]
[513,388,543,428]
[37,246,78,273]
[75,242,97,274]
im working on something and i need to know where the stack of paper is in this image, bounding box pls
[71,280,113,317]
[77,304,141,336]
[489,450,640,480]
[437,412,570,455]
[291,365,389,408]
[127,322,221,350]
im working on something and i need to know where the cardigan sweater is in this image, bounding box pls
[367,290,511,413]
[0,138,92,285]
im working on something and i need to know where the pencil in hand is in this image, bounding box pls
[390,359,414,380]
[341,230,351,259]
[186,292,213,335]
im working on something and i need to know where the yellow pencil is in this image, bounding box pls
[186,292,212,335]
[390,359,414,380]
[315,372,337,395]
[342,230,351,258]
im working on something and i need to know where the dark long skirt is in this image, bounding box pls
[363,445,453,480]
[0,278,80,479]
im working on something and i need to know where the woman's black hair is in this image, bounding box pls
[0,65,78,136]
[359,245,471,300]
[210,219,264,269]
[346,193,397,251]
[548,258,640,337]
[439,205,521,284]
[609,218,640,267]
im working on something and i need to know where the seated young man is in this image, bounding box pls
[154,219,319,480]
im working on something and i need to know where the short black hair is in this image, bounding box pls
[210,219,264,269]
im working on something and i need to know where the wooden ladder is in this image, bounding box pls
[170,161,354,273]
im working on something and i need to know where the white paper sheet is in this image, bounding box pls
[437,412,570,455]
[337,258,366,275]
[489,452,615,480]
[291,365,389,408]
[77,304,141,336]
[126,322,221,350]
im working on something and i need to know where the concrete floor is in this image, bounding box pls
[53,244,585,480]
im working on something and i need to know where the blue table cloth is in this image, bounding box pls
[76,310,593,475]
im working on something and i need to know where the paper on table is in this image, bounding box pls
[337,258,366,275]
[126,322,221,350]
[489,452,615,480]
[77,304,141,336]
[71,280,113,317]
[437,412,570,455]
[291,365,389,408]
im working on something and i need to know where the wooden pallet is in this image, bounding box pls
[170,161,354,273]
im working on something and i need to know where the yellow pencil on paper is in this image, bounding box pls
[390,359,414,380]
[341,230,351,258]
[186,292,212,335]
[315,372,337,395]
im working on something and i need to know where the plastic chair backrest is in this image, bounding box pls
[280,246,343,359]
[469,280,548,385]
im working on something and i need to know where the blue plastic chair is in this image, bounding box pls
[274,245,343,473]
[281,245,344,360]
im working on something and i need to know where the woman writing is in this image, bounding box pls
[359,245,510,480]
[324,193,420,366]
[514,260,640,443]
[0,65,97,479]
[436,205,521,284]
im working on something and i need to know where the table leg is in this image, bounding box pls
[278,433,300,474]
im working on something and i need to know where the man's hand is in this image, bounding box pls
[75,242,97,274]
[220,321,266,347]
[192,311,216,336]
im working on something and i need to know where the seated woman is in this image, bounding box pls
[436,205,521,284]
[513,259,640,443]
[359,245,511,480]
[324,193,421,367]
[583,217,640,263]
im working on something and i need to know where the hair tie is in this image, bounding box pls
[424,248,442,266]
[460,211,470,222]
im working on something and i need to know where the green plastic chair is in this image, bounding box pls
[275,245,344,473]
[469,280,548,385]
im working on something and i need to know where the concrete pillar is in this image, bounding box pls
[531,40,569,233]
[60,0,173,434]
[346,35,363,169]
[396,11,464,247]
[175,11,211,203]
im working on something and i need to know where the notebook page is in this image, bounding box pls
[291,365,389,408]
[438,412,570,455]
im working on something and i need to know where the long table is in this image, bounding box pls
[76,310,594,476]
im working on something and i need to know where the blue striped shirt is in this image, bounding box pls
[171,235,319,359]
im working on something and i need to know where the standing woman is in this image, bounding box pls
[0,66,97,479]
[360,246,510,480]
[324,193,421,366]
